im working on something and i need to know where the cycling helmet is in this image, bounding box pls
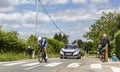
[38,36,42,40]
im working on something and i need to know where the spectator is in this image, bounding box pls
[26,46,34,59]
[99,34,109,59]
[101,34,109,48]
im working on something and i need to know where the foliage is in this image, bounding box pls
[0,52,29,61]
[72,39,83,48]
[54,33,68,44]
[83,41,93,54]
[114,31,120,60]
[47,38,64,54]
[84,12,120,41]
[84,12,120,57]
[110,40,115,57]
[0,30,26,53]
[80,49,85,56]
[0,25,66,61]
[26,35,38,50]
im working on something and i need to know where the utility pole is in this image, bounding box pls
[35,0,39,36]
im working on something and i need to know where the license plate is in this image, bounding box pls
[66,53,71,55]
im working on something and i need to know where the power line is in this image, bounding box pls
[39,0,65,35]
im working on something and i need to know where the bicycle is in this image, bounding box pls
[38,46,47,63]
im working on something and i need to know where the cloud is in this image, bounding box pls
[0,0,35,12]
[19,0,35,4]
[11,24,21,28]
[72,0,86,4]
[84,27,90,32]
[22,24,36,29]
[0,13,22,24]
[91,0,109,4]
[98,7,120,14]
[41,0,69,5]
[22,10,95,25]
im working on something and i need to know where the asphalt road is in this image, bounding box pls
[0,56,120,72]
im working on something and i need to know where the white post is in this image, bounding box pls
[32,50,35,59]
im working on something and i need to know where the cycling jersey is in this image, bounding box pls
[38,38,47,48]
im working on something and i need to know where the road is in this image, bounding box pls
[0,56,120,72]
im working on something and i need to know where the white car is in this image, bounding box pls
[60,44,81,59]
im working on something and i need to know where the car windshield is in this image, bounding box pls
[64,45,78,49]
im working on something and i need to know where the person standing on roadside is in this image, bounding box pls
[26,46,34,59]
[99,34,109,59]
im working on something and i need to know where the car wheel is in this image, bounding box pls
[60,57,63,59]
[77,54,81,59]
[64,57,67,59]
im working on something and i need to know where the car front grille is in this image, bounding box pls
[64,52,73,56]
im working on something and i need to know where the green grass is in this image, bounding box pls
[0,52,60,62]
[0,52,29,62]
[48,53,60,58]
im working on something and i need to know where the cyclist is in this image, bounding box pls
[38,37,48,60]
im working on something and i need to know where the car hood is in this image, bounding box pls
[62,48,77,52]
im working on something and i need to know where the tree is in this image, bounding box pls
[47,38,64,54]
[27,35,38,50]
[114,31,120,60]
[72,39,83,48]
[63,34,68,44]
[0,30,26,53]
[58,33,62,41]
[84,12,120,41]
[0,25,2,30]
[84,12,120,56]
[83,41,93,54]
[53,33,68,43]
[54,33,58,40]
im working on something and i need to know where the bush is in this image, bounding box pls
[80,49,85,56]
[47,38,64,54]
[110,40,115,57]
[47,44,55,54]
[89,50,97,55]
[114,31,120,60]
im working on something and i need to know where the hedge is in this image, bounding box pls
[114,31,120,60]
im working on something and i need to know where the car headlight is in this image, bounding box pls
[73,50,79,55]
[60,50,64,55]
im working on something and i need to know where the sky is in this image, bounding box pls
[0,0,120,42]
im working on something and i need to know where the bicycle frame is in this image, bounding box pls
[38,46,47,63]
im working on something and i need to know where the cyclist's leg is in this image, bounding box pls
[44,43,48,59]
[44,47,48,59]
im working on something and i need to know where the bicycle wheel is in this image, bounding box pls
[38,48,43,63]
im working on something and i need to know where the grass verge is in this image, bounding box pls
[0,53,60,62]
[0,52,29,62]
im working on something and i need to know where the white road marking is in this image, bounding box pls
[0,62,9,64]
[22,62,39,66]
[111,67,120,72]
[90,64,102,69]
[4,62,27,66]
[24,64,45,70]
[67,63,79,68]
[44,62,62,67]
